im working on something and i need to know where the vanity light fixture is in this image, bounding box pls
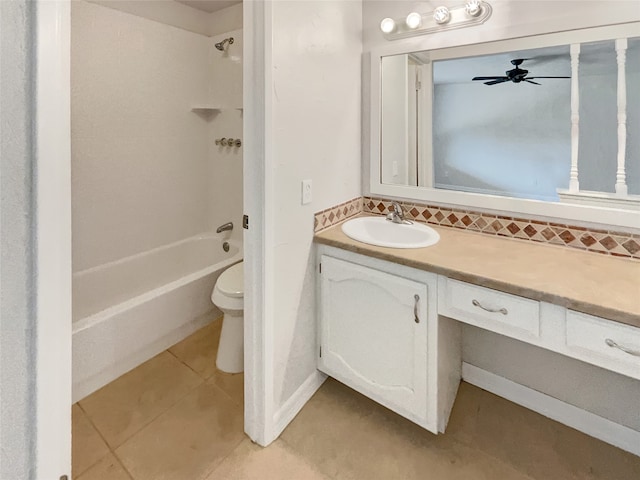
[379,1,492,40]
[433,6,451,25]
[465,0,482,17]
[406,12,422,30]
[380,17,397,34]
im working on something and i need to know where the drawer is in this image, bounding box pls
[439,278,540,340]
[566,311,640,378]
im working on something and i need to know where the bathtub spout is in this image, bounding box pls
[216,222,233,233]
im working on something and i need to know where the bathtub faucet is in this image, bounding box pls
[216,222,233,233]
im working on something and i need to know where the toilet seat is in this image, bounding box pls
[216,262,243,298]
[212,261,244,311]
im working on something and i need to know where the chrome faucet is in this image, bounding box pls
[386,202,411,224]
[216,222,233,233]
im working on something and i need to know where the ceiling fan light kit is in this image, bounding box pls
[380,1,492,40]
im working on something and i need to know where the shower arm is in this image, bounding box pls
[215,37,234,51]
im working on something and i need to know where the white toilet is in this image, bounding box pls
[211,261,244,373]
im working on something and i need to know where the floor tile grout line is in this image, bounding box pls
[167,317,224,381]
[273,438,340,480]
[194,434,248,480]
[77,320,218,455]
[206,378,244,412]
[165,347,206,379]
[75,320,233,479]
[80,356,206,452]
[73,402,114,478]
[109,376,206,452]
[114,380,244,480]
[110,449,137,480]
[165,320,245,406]
[109,377,242,470]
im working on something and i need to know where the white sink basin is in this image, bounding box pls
[341,216,440,249]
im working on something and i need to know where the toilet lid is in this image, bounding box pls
[217,262,243,298]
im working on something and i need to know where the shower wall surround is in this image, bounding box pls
[71,1,242,272]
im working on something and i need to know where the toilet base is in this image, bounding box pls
[216,311,244,374]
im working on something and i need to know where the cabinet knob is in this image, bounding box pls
[414,294,420,323]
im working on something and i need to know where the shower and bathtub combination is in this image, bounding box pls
[72,234,242,402]
[70,1,245,402]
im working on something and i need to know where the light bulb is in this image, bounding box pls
[405,12,422,29]
[465,0,482,17]
[380,17,396,34]
[433,6,451,24]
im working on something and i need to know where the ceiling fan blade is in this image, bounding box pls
[472,76,508,81]
[484,79,510,85]
[526,76,571,79]
[524,79,541,85]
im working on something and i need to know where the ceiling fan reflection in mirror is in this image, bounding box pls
[472,58,570,85]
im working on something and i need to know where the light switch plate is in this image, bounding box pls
[302,179,312,204]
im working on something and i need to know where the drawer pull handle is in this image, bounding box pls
[414,294,420,323]
[605,338,640,357]
[472,299,508,315]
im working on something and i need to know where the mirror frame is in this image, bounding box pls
[369,23,640,230]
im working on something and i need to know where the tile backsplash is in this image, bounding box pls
[314,197,363,233]
[314,196,640,260]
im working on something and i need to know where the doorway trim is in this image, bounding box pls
[243,0,275,445]
[34,0,72,477]
[34,0,271,474]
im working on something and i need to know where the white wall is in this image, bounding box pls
[268,0,362,409]
[88,0,209,36]
[72,1,215,271]
[463,326,640,430]
[0,0,36,477]
[209,3,243,37]
[433,79,571,201]
[362,0,640,430]
[89,1,243,37]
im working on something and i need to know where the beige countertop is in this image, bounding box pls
[314,215,640,328]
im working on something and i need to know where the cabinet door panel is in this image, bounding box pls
[319,255,428,424]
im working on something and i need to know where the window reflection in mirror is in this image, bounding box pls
[380,36,640,203]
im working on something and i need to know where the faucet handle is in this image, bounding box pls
[391,202,404,215]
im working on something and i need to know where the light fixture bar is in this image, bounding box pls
[381,2,492,41]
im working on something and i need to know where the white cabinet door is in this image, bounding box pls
[318,255,430,428]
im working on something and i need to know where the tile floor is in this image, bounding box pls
[73,316,640,480]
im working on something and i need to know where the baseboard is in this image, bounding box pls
[462,362,640,457]
[271,370,327,442]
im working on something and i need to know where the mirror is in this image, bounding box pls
[378,27,640,208]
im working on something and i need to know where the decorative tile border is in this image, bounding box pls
[362,196,640,260]
[314,197,363,233]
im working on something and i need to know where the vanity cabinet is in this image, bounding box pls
[317,245,461,434]
[314,224,640,454]
[564,310,640,379]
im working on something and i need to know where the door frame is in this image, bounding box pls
[243,0,276,446]
[34,1,72,477]
[34,0,272,474]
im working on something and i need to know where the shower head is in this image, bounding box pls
[215,37,234,51]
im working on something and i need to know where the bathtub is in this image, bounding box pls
[72,234,242,402]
